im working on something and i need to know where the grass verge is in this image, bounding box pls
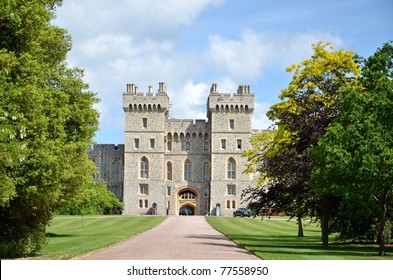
[28,215,166,260]
[206,216,393,260]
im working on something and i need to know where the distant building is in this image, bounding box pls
[89,82,258,216]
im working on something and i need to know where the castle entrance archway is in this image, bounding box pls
[177,187,199,215]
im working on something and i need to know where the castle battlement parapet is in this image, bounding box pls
[122,82,169,113]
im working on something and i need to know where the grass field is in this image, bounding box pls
[206,216,393,260]
[30,215,166,260]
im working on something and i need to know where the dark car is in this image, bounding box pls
[233,208,252,217]
[179,207,193,216]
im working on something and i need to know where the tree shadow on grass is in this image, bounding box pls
[227,234,391,259]
[46,232,76,238]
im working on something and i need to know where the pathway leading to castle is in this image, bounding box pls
[75,216,259,260]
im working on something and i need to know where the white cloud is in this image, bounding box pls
[253,102,273,130]
[208,30,269,82]
[54,1,347,143]
[55,0,224,40]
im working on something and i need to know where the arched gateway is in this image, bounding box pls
[177,187,199,215]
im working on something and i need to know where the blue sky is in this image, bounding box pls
[53,0,393,144]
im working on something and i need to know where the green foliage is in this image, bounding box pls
[0,0,99,258]
[310,41,393,255]
[242,42,360,236]
[59,181,123,215]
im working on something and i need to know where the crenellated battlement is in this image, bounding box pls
[122,82,170,113]
[207,83,254,115]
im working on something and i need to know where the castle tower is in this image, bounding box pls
[207,84,255,216]
[122,83,169,215]
[121,82,256,216]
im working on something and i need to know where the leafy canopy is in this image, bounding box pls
[0,0,99,258]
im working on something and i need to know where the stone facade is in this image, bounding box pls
[123,82,257,216]
[88,144,124,200]
[89,82,258,216]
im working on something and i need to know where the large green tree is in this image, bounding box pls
[0,0,99,257]
[310,42,393,256]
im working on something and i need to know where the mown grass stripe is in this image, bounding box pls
[28,215,167,260]
[206,216,392,260]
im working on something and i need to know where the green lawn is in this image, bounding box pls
[29,215,166,260]
[206,216,393,260]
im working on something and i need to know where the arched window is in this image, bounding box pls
[227,158,236,179]
[232,200,236,209]
[203,141,209,153]
[139,199,143,208]
[203,162,210,181]
[111,159,121,181]
[144,199,148,208]
[184,159,191,181]
[185,141,191,151]
[167,162,172,181]
[140,157,149,178]
[226,200,231,209]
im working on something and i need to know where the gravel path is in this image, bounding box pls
[75,216,259,260]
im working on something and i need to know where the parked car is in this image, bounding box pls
[233,208,252,217]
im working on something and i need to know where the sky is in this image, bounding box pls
[53,0,393,144]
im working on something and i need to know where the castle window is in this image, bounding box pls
[221,139,226,150]
[204,141,209,153]
[167,141,172,151]
[134,138,139,149]
[145,199,148,208]
[140,157,149,178]
[167,186,171,196]
[227,158,236,179]
[226,200,230,209]
[184,159,191,181]
[227,185,236,195]
[111,185,121,197]
[167,162,172,180]
[229,119,234,130]
[150,138,155,149]
[139,184,149,195]
[237,139,242,150]
[185,141,191,151]
[139,199,143,208]
[232,200,236,209]
[203,162,210,181]
[111,159,121,181]
[142,118,147,129]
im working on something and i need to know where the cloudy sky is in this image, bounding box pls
[53,0,392,144]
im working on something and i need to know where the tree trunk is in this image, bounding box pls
[321,211,329,249]
[297,216,304,237]
[377,192,388,256]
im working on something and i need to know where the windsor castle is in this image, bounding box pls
[88,82,258,216]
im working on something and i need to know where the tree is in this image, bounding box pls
[0,0,99,258]
[243,42,360,241]
[59,181,123,215]
[310,42,393,255]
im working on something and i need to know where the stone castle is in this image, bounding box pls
[89,82,258,216]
